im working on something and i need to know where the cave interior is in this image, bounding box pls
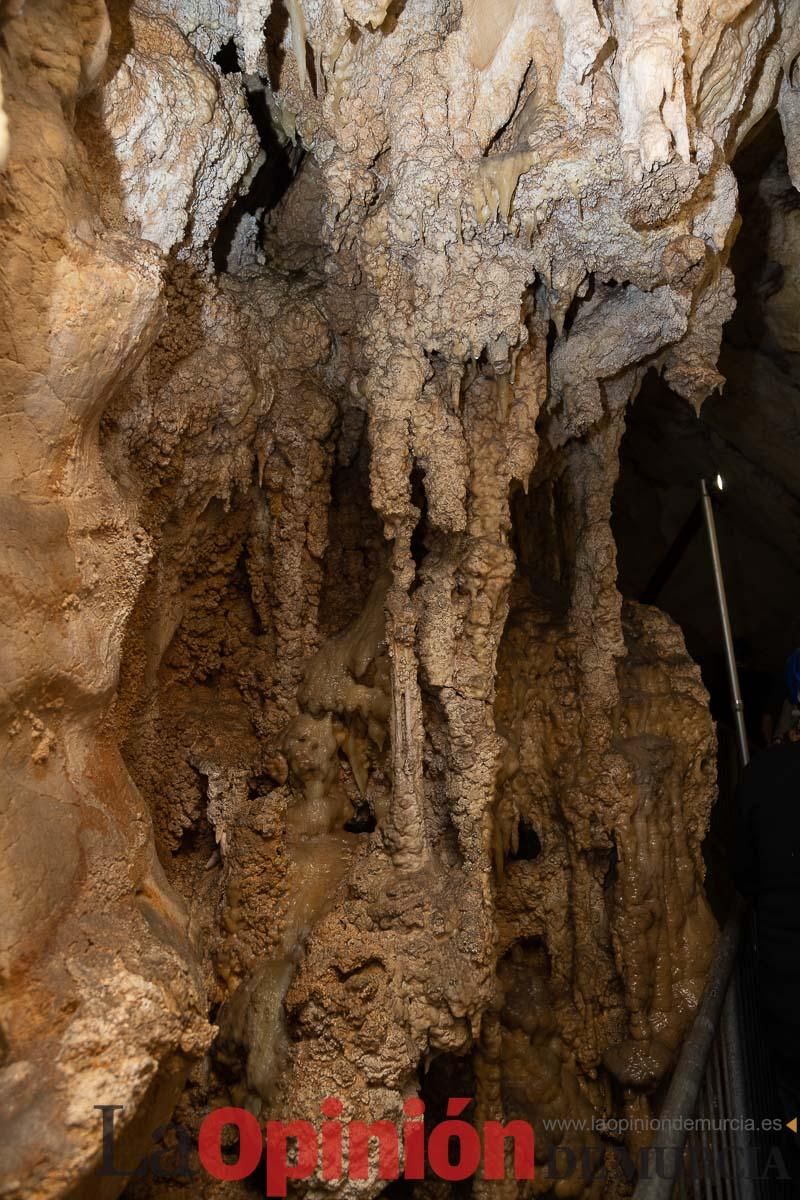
[1,2,800,1199]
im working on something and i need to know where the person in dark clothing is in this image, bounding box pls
[770,648,800,744]
[735,713,800,1181]
[733,638,784,750]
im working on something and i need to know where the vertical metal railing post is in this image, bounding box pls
[700,477,750,769]
[701,475,756,1200]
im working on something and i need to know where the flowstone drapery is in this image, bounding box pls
[1,1,799,1196]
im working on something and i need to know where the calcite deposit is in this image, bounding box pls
[1,0,799,1197]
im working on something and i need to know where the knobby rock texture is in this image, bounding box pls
[1,1,799,1197]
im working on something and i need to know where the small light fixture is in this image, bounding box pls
[715,473,725,492]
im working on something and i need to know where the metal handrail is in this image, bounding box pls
[633,907,745,1200]
[700,478,750,769]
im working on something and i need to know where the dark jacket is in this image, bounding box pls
[735,740,800,1063]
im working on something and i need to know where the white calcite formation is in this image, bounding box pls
[1,1,799,1198]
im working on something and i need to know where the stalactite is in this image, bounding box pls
[286,0,308,91]
[238,0,274,72]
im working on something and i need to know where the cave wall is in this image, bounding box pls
[1,1,799,1197]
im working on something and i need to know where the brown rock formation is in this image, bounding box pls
[1,0,799,1197]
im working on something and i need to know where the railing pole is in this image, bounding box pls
[720,980,757,1199]
[634,913,743,1200]
[700,477,750,769]
[701,475,757,1196]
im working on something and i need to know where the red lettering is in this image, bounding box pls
[348,1120,400,1181]
[321,1098,343,1181]
[265,1120,318,1197]
[402,1097,426,1180]
[198,1107,262,1182]
[483,1119,534,1181]
[427,1100,480,1182]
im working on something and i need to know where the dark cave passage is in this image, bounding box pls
[211,72,305,273]
[614,113,800,731]
[612,113,800,906]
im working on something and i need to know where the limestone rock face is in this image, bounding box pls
[101,7,260,253]
[0,0,798,1197]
